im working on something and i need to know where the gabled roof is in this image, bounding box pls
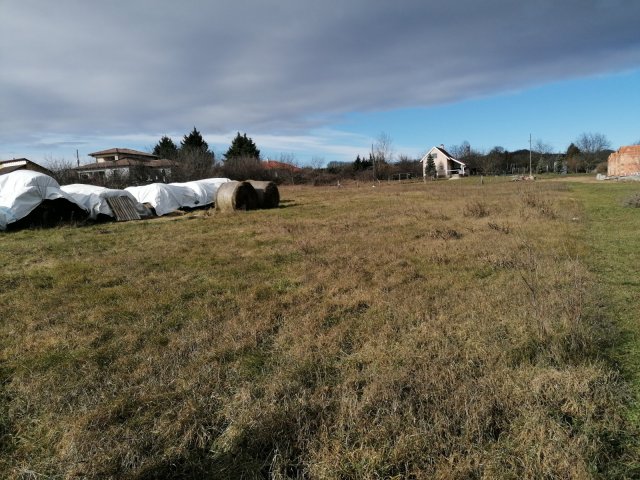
[422,146,466,167]
[89,148,157,158]
[74,158,176,171]
[0,158,53,176]
[434,146,455,159]
[0,158,43,168]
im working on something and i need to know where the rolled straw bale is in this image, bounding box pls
[215,181,259,212]
[247,180,280,209]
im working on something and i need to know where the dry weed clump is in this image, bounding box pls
[487,221,511,234]
[521,188,557,219]
[0,180,635,478]
[464,200,490,218]
[427,228,463,240]
[624,192,640,208]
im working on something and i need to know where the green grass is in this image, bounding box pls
[0,180,638,478]
[572,182,640,416]
[574,183,640,361]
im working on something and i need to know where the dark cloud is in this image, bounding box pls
[2,0,640,143]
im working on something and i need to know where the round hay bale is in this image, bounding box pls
[215,181,259,212]
[247,180,280,209]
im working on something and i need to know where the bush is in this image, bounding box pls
[464,200,490,218]
[221,156,270,181]
[624,193,640,208]
[595,161,608,174]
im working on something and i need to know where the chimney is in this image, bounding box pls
[440,144,445,149]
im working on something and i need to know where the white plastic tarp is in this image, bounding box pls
[0,170,84,230]
[61,184,149,219]
[125,183,200,216]
[170,178,231,207]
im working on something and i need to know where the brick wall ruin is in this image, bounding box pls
[608,145,640,177]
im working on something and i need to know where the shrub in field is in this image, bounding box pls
[521,189,556,219]
[428,228,463,240]
[624,192,640,208]
[464,200,490,218]
[488,221,511,234]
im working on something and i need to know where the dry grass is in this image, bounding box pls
[624,192,640,208]
[0,179,634,478]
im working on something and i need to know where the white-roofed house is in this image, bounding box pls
[421,145,466,179]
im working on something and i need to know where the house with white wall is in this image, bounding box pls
[421,145,466,179]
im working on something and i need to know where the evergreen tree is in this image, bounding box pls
[566,143,581,158]
[152,135,178,159]
[172,127,215,181]
[353,155,362,171]
[565,143,582,173]
[224,132,261,160]
[181,127,210,153]
[426,154,436,176]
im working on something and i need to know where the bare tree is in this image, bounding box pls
[475,146,505,175]
[45,155,78,185]
[172,149,217,182]
[576,132,610,171]
[395,154,421,178]
[449,141,471,160]
[276,153,301,184]
[373,132,394,163]
[220,155,266,181]
[576,132,610,153]
[309,156,325,170]
[533,139,553,173]
[305,156,327,184]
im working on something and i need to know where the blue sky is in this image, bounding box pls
[335,67,640,160]
[1,1,639,167]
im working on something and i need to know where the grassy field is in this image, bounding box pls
[0,178,638,478]
[574,181,640,415]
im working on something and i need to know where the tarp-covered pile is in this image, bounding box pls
[1,173,235,231]
[170,178,231,208]
[0,170,86,230]
[126,178,231,216]
[61,184,151,220]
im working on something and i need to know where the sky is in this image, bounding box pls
[1,0,640,167]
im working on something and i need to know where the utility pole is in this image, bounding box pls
[371,143,376,183]
[529,134,532,177]
[76,149,80,167]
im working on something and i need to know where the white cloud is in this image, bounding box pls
[2,0,640,161]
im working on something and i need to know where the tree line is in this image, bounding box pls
[150,128,264,182]
[447,132,613,175]
[48,129,622,188]
[325,132,615,183]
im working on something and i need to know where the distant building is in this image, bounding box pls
[74,148,175,182]
[608,145,640,177]
[263,160,303,179]
[421,145,466,179]
[0,158,53,177]
[263,160,302,172]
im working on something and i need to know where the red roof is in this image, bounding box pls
[263,160,302,172]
